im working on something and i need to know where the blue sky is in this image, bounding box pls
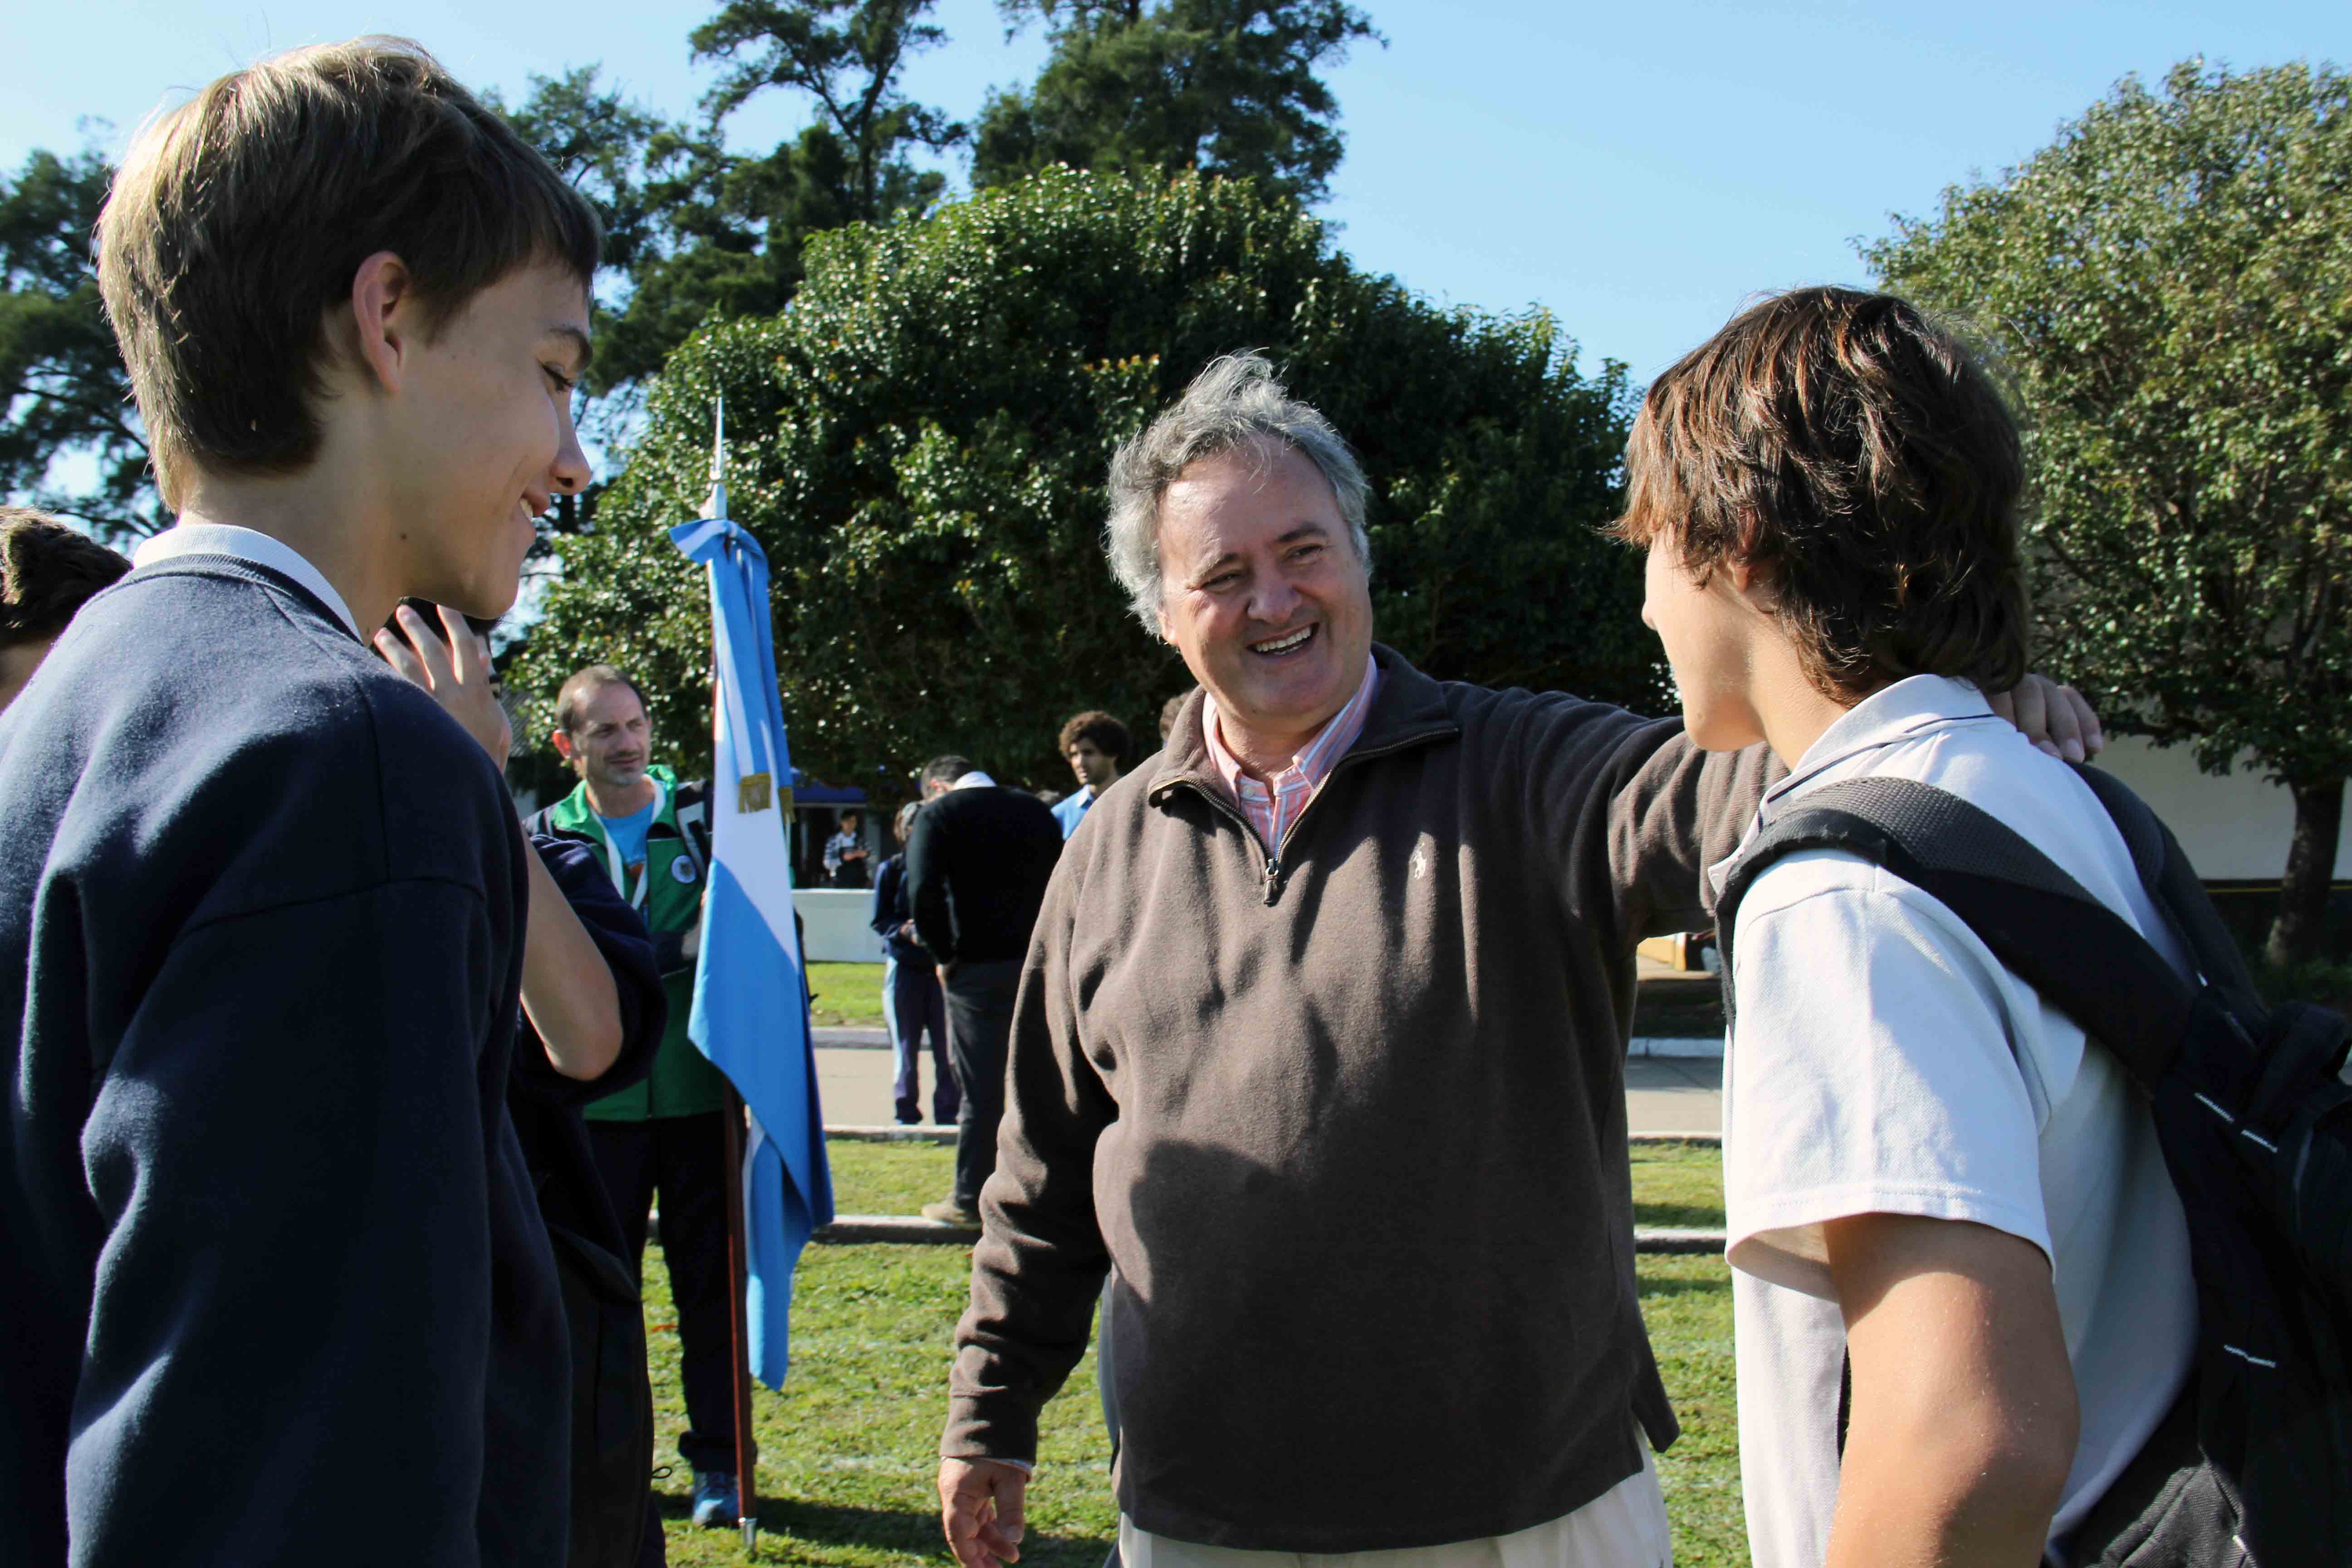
[3,0,2345,383]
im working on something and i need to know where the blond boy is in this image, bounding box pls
[0,39,598,1564]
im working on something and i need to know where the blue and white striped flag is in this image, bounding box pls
[670,426,834,1390]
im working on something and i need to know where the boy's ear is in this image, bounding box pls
[1725,511,1773,602]
[342,250,419,395]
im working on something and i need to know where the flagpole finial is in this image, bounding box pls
[703,394,729,522]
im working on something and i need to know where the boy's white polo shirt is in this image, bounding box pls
[1709,674,2196,1568]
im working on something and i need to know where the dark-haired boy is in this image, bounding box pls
[0,508,130,709]
[0,39,598,1566]
[1619,288,2193,1568]
[1051,710,1129,838]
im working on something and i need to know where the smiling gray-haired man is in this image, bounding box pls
[934,353,2101,1568]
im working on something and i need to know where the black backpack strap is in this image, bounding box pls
[2069,764,2261,1013]
[1716,777,2198,1091]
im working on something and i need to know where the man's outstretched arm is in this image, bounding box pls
[1602,673,2106,939]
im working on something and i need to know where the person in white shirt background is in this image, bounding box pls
[1614,285,2195,1568]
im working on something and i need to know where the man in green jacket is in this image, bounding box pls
[531,663,746,1533]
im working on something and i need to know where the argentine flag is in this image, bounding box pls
[670,446,834,1390]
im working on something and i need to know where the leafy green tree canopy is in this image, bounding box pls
[0,143,160,541]
[695,0,962,219]
[972,0,1381,206]
[514,167,1647,795]
[505,3,964,397]
[1868,58,2352,965]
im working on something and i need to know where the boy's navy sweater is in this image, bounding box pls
[0,555,569,1567]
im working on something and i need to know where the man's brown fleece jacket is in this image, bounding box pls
[944,644,1772,1552]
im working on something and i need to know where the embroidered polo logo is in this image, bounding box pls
[1410,845,1431,882]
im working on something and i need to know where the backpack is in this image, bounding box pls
[1713,767,2352,1568]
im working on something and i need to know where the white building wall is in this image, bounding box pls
[795,887,889,962]
[2093,736,2352,882]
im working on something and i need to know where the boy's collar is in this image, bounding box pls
[134,523,361,640]
[1769,673,2001,805]
[1707,674,2004,901]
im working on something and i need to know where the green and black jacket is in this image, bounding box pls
[528,765,728,1120]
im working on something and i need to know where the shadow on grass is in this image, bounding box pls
[655,1494,1112,1566]
[1635,1201,1729,1230]
[1638,1270,1733,1299]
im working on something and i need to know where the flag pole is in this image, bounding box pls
[720,1084,758,1553]
[705,397,760,1555]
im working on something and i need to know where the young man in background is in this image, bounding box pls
[1052,710,1130,838]
[873,800,956,1127]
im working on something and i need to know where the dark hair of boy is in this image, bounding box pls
[96,35,600,510]
[1611,286,2031,703]
[555,663,648,735]
[1057,710,1130,760]
[0,510,131,647]
[922,754,978,791]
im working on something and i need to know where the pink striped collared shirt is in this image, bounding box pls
[1202,654,1381,855]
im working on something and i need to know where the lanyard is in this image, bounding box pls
[599,778,668,911]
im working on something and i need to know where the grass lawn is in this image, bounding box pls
[808,963,887,1029]
[644,1142,1744,1565]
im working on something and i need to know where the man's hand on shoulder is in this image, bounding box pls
[1989,673,2103,763]
[939,1457,1029,1568]
[374,603,511,763]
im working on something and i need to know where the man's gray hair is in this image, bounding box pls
[1104,353,1371,635]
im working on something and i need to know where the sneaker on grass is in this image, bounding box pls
[691,1470,737,1529]
[921,1197,980,1228]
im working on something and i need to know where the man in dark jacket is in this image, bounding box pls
[872,801,956,1127]
[905,756,1063,1225]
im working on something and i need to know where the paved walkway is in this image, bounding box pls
[816,1030,1722,1135]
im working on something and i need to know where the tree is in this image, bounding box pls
[511,167,1647,795]
[501,5,965,399]
[0,144,161,541]
[694,0,962,222]
[972,0,1380,206]
[1867,59,2352,967]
